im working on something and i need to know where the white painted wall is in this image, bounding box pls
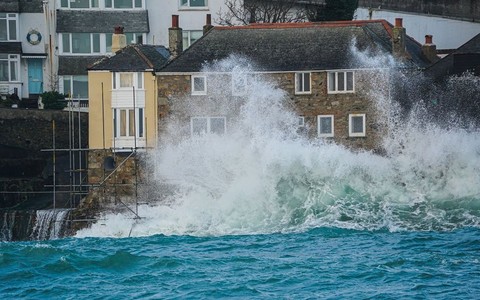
[355,8,480,50]
[145,0,230,47]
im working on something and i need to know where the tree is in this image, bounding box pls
[306,0,358,22]
[217,0,307,25]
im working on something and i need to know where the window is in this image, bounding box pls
[61,33,100,54]
[328,71,354,93]
[0,13,18,41]
[232,73,247,96]
[318,115,334,137]
[191,117,226,135]
[113,72,143,89]
[62,75,89,99]
[0,54,19,82]
[113,108,144,138]
[61,0,99,8]
[295,72,311,94]
[298,116,305,127]
[180,0,207,8]
[191,75,206,95]
[106,0,143,8]
[106,32,144,52]
[349,114,366,137]
[182,30,203,50]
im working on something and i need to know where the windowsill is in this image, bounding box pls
[327,91,355,94]
[178,7,209,11]
[113,88,146,91]
[295,91,312,95]
[191,92,207,96]
[318,135,334,138]
[348,134,366,137]
[59,8,145,10]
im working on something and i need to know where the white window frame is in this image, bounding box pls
[60,0,100,9]
[105,0,143,9]
[0,13,18,41]
[317,115,334,138]
[327,71,355,94]
[191,75,207,95]
[113,107,144,138]
[295,72,311,94]
[191,116,226,136]
[60,75,89,100]
[180,0,208,9]
[297,116,305,127]
[60,33,102,54]
[0,54,19,82]
[349,113,366,137]
[113,72,144,90]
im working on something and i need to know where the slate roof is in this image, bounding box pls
[0,42,22,54]
[88,44,170,72]
[59,56,103,75]
[56,10,149,33]
[0,0,19,12]
[424,33,480,80]
[19,0,43,13]
[159,20,431,73]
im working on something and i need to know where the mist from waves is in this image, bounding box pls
[76,50,480,238]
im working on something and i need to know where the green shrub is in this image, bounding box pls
[41,91,67,110]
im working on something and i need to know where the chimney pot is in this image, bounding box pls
[114,25,124,34]
[206,14,211,26]
[425,34,433,44]
[395,18,403,28]
[172,15,179,28]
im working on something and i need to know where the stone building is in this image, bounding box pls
[156,18,435,150]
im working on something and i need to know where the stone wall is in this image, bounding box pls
[157,70,389,151]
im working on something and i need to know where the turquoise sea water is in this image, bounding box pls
[1,228,479,299]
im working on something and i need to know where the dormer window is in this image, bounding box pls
[180,0,208,8]
[328,71,354,94]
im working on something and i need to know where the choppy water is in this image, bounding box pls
[1,228,479,299]
[3,51,480,297]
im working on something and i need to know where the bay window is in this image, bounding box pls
[113,72,143,89]
[113,108,144,138]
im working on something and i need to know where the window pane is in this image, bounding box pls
[135,0,142,8]
[137,72,143,89]
[304,73,310,92]
[62,33,70,52]
[0,19,7,41]
[193,76,205,92]
[91,0,99,7]
[328,72,335,92]
[296,73,303,92]
[72,75,88,98]
[92,34,100,52]
[113,109,117,137]
[105,0,112,7]
[180,0,188,6]
[337,72,345,91]
[0,61,8,81]
[138,108,144,137]
[190,30,202,44]
[70,0,90,8]
[63,77,72,97]
[210,118,225,135]
[129,109,135,136]
[120,110,127,136]
[72,33,91,53]
[10,60,17,81]
[61,0,69,7]
[346,72,354,91]
[115,0,133,8]
[106,33,112,52]
[352,116,364,133]
[192,118,207,135]
[8,20,16,40]
[120,73,133,87]
[320,117,332,134]
[190,0,206,7]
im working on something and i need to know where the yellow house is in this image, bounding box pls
[88,42,170,152]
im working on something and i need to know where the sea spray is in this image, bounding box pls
[76,52,480,238]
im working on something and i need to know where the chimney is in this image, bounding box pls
[392,18,406,58]
[169,15,183,57]
[422,35,439,62]
[203,14,214,35]
[112,25,127,53]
